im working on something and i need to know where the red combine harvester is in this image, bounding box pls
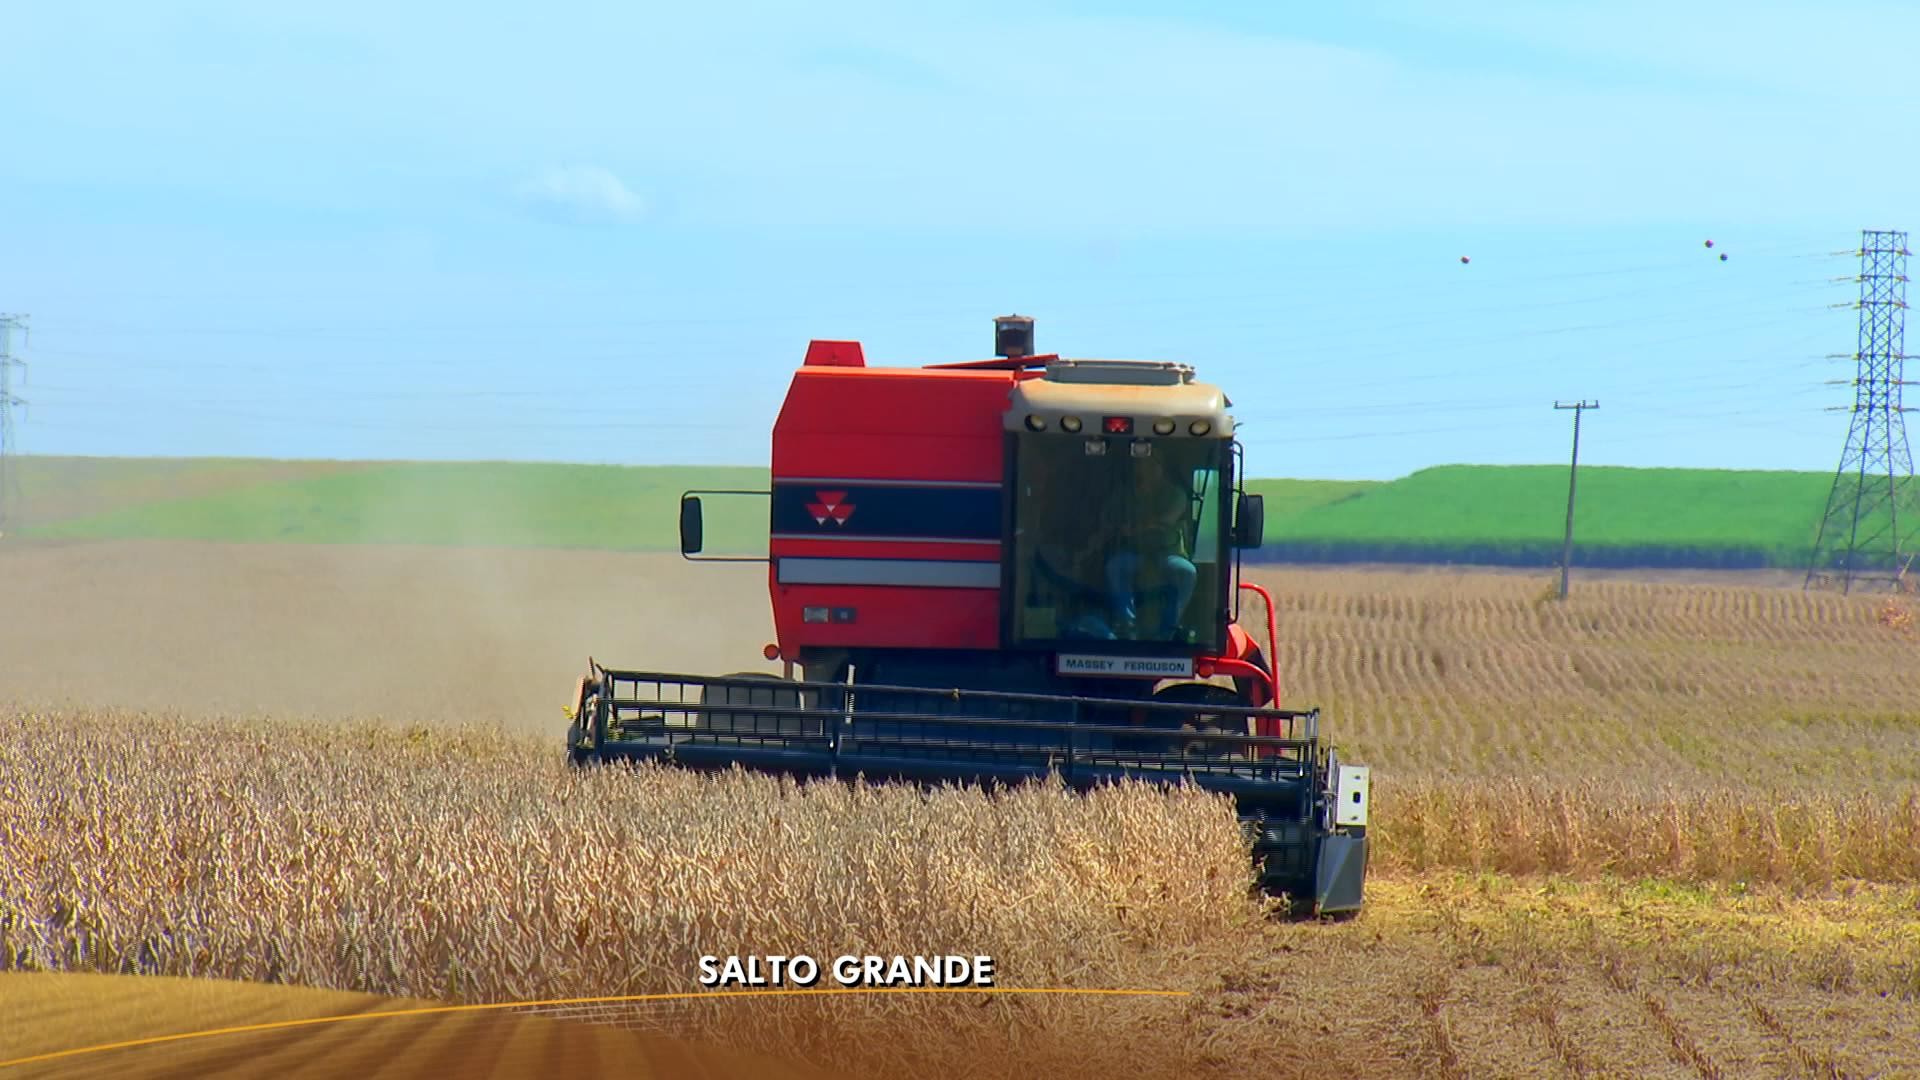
[567,316,1369,914]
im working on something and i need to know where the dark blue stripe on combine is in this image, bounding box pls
[771,483,1002,540]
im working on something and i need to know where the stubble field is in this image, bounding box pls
[2,539,1918,1078]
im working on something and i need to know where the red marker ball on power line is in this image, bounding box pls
[1719,253,1728,261]
[1460,256,1470,264]
[1704,239,1714,248]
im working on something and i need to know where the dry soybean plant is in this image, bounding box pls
[1374,777,1920,888]
[0,710,1263,1073]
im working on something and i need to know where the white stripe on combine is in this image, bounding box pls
[770,533,999,545]
[776,558,1000,588]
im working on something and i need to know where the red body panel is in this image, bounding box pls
[770,362,1016,654]
[764,344,1259,688]
[770,585,1001,652]
[774,367,1014,482]
[803,340,866,367]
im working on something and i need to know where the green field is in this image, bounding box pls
[7,456,1843,568]
[1242,477,1383,517]
[1255,464,1837,569]
[14,457,771,553]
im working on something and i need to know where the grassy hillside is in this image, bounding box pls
[10,456,378,526]
[1257,465,1835,568]
[18,459,770,553]
[1242,477,1381,516]
[8,456,1842,568]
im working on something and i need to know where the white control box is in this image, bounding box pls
[1334,764,1370,827]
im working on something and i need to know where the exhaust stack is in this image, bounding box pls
[993,314,1034,359]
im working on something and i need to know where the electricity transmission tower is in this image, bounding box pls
[1805,230,1915,593]
[0,314,26,536]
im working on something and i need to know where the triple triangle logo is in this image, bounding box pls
[805,490,855,526]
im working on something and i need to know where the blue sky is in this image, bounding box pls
[0,1,1912,480]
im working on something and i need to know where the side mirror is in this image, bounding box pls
[679,495,704,555]
[1233,493,1265,549]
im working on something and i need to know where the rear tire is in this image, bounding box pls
[1152,681,1246,757]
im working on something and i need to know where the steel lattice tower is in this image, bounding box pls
[1805,230,1915,593]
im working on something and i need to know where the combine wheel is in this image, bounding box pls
[696,672,815,737]
[1150,681,1246,758]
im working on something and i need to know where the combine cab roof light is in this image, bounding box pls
[1189,419,1213,436]
[1025,414,1047,431]
[1151,418,1176,436]
[1060,415,1083,433]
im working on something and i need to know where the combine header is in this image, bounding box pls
[567,316,1369,915]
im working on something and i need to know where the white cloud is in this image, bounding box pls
[515,165,646,225]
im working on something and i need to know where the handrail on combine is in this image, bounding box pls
[1237,581,1281,702]
[594,666,1319,728]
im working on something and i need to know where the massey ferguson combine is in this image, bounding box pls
[566,316,1369,915]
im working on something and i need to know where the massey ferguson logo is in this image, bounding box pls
[1055,654,1195,678]
[805,490,856,526]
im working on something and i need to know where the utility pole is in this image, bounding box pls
[1553,400,1598,600]
[1805,229,1914,594]
[0,314,26,537]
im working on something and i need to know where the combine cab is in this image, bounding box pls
[567,316,1369,915]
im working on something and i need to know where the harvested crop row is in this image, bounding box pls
[1374,778,1920,887]
[1246,567,1920,793]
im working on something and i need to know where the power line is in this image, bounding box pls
[18,247,1845,347]
[19,286,1848,399]
[4,237,1844,306]
[2,240,1861,466]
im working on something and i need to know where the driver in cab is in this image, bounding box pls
[1103,459,1198,641]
